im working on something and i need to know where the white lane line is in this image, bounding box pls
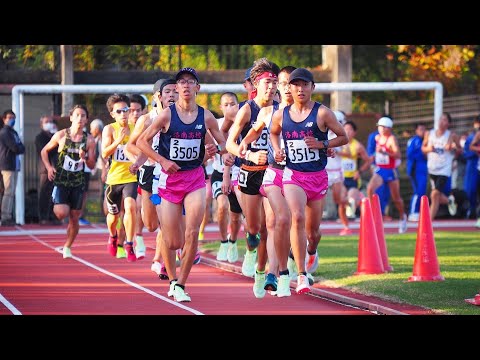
[0,293,22,315]
[22,234,204,315]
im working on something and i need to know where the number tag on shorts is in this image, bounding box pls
[238,168,248,188]
[62,154,84,172]
[262,167,275,186]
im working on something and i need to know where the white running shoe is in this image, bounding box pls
[408,213,419,222]
[241,249,257,277]
[287,256,298,281]
[63,247,72,259]
[216,242,229,261]
[306,251,319,273]
[448,195,457,217]
[253,272,266,298]
[276,275,292,297]
[296,274,311,294]
[151,261,161,275]
[168,280,177,297]
[227,241,239,263]
[173,285,191,302]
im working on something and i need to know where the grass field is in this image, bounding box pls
[200,231,480,315]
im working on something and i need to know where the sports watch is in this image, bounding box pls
[322,139,329,149]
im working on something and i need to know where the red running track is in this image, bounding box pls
[2,220,470,315]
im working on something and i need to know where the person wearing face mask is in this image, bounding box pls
[0,109,25,226]
[35,115,59,225]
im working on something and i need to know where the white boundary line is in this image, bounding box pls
[1,233,204,315]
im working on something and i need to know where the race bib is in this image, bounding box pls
[114,144,130,162]
[342,158,356,172]
[251,127,269,150]
[62,154,84,172]
[286,139,321,164]
[375,151,389,165]
[169,138,201,161]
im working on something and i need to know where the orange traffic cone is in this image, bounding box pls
[355,197,385,275]
[371,194,393,272]
[408,195,445,282]
[465,293,480,306]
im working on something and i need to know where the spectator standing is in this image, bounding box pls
[463,116,480,219]
[0,110,25,226]
[406,123,428,222]
[35,115,59,225]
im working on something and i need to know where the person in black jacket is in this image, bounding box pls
[0,109,25,226]
[35,115,58,225]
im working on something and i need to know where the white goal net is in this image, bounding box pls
[11,81,443,224]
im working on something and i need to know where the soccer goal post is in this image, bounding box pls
[11,81,443,224]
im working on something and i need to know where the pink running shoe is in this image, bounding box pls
[159,262,169,280]
[124,242,137,262]
[107,235,118,257]
[193,249,201,265]
[339,228,353,236]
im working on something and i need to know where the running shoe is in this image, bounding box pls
[151,261,162,275]
[135,236,146,260]
[339,228,352,236]
[227,240,238,263]
[307,272,314,286]
[159,263,169,280]
[193,249,201,265]
[198,232,204,241]
[78,217,91,226]
[107,235,118,257]
[398,214,408,234]
[346,198,356,219]
[296,274,311,294]
[168,280,177,297]
[448,195,457,217]
[116,246,126,259]
[476,218,480,228]
[62,247,72,259]
[408,213,419,222]
[263,273,278,292]
[241,249,257,277]
[173,285,191,302]
[216,242,229,261]
[287,255,298,281]
[253,272,266,298]
[276,274,292,297]
[124,241,137,262]
[306,250,319,273]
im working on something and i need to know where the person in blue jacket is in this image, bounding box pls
[463,116,480,219]
[406,123,428,221]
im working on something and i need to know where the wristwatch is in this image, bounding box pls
[216,145,222,153]
[322,139,329,149]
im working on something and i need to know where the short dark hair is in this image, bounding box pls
[2,109,15,120]
[69,104,89,119]
[344,120,357,131]
[129,94,146,110]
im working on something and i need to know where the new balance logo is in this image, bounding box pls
[305,122,314,127]
[195,124,203,130]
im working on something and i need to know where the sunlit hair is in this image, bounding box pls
[106,93,130,113]
[249,58,280,84]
